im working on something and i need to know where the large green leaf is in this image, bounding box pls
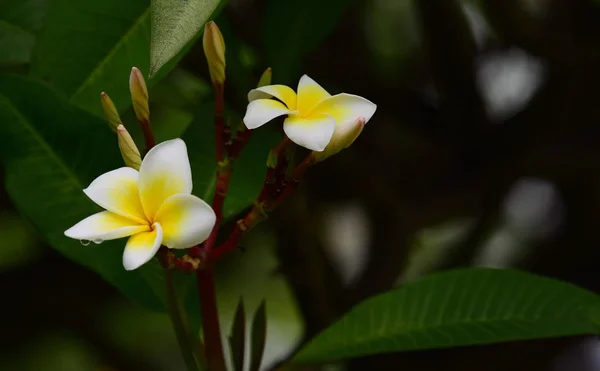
[293,268,600,363]
[0,21,35,67]
[262,0,357,84]
[31,0,151,115]
[150,0,227,76]
[0,0,48,67]
[0,75,166,310]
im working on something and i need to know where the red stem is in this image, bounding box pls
[197,268,226,371]
[208,144,313,263]
[140,118,155,150]
[196,82,228,371]
[214,84,225,163]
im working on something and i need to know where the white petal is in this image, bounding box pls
[297,75,331,114]
[283,114,336,151]
[64,211,149,241]
[138,139,193,221]
[314,116,366,162]
[122,223,163,271]
[154,194,216,249]
[83,167,147,224]
[248,85,297,110]
[310,93,377,126]
[243,99,291,130]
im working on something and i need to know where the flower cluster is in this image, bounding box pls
[64,24,376,272]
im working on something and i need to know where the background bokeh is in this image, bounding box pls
[2,0,600,370]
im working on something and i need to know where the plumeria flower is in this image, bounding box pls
[243,75,376,151]
[64,139,216,271]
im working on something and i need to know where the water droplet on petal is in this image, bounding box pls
[80,240,91,246]
[92,238,104,245]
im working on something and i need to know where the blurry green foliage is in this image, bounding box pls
[1,332,100,371]
[0,0,48,67]
[262,0,357,84]
[0,211,42,271]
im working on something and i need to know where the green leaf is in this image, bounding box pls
[0,20,35,67]
[150,0,226,76]
[293,268,600,364]
[30,0,188,116]
[0,0,49,67]
[228,298,246,371]
[182,101,281,219]
[249,300,267,371]
[0,74,166,310]
[262,0,356,83]
[31,0,150,114]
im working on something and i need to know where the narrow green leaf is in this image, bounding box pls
[249,300,267,371]
[293,268,600,363]
[0,75,165,310]
[228,298,246,371]
[149,0,226,77]
[262,0,356,83]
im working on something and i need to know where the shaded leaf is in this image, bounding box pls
[293,268,600,363]
[150,0,226,76]
[249,300,267,371]
[262,0,356,83]
[32,0,150,115]
[228,298,246,371]
[0,0,48,33]
[0,0,49,67]
[0,21,35,66]
[30,0,187,117]
[0,75,165,310]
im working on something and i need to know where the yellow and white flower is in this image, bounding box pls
[243,75,376,152]
[64,139,216,271]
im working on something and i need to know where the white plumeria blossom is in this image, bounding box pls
[243,75,377,152]
[64,139,216,271]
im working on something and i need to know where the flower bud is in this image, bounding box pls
[129,67,149,122]
[100,92,122,131]
[312,116,366,162]
[257,67,272,88]
[266,148,278,169]
[117,124,142,170]
[203,21,226,86]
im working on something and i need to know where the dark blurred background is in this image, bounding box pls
[3,0,600,370]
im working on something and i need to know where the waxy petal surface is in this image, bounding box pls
[138,139,193,220]
[315,116,366,162]
[154,194,216,249]
[297,75,331,114]
[122,223,163,271]
[83,167,147,224]
[64,211,149,241]
[311,93,377,126]
[243,99,291,129]
[248,85,297,110]
[283,114,336,151]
